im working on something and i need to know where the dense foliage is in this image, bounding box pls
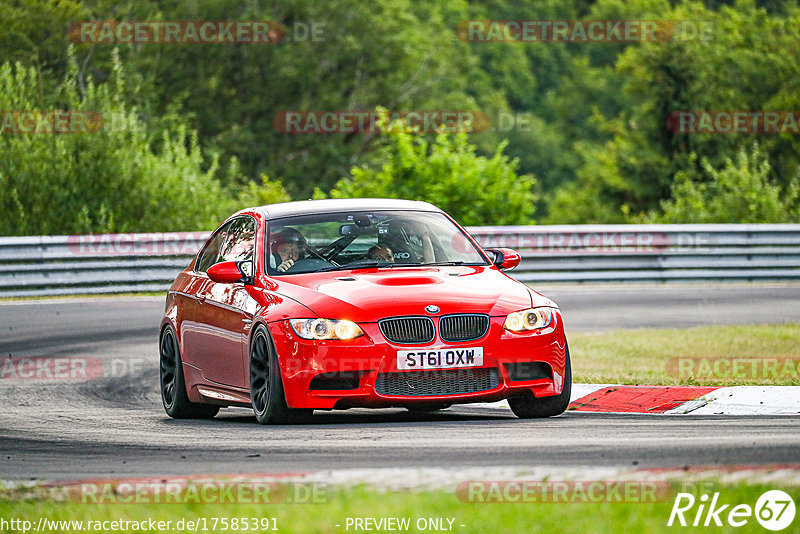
[0,53,289,235]
[319,116,536,226]
[1,0,799,234]
[648,145,800,223]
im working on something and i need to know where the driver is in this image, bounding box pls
[271,227,306,272]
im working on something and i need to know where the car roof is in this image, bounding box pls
[235,198,442,220]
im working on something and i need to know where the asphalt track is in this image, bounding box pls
[1,283,799,481]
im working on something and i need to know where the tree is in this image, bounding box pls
[550,0,800,222]
[317,116,537,226]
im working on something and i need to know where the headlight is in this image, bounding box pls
[504,307,553,332]
[289,319,364,340]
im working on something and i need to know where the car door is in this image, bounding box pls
[191,216,256,387]
[179,220,230,374]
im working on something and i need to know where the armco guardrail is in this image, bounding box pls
[0,232,210,298]
[0,224,799,297]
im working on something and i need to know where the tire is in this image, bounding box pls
[508,341,572,419]
[159,326,220,419]
[405,403,452,413]
[249,325,311,424]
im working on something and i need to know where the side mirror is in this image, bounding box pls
[485,248,521,271]
[207,260,254,284]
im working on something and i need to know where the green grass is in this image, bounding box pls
[2,483,798,533]
[569,323,800,386]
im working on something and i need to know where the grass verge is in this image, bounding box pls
[569,323,800,386]
[1,482,797,533]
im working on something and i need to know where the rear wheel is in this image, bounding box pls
[508,341,572,419]
[250,325,311,424]
[159,326,219,419]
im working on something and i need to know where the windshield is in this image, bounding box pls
[265,210,488,275]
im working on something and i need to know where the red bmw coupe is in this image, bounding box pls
[160,198,571,424]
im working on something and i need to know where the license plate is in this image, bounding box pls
[396,347,483,370]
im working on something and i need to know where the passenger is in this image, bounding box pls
[367,244,394,263]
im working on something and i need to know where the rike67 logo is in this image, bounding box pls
[668,490,796,531]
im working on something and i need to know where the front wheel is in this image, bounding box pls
[249,325,311,424]
[159,326,219,419]
[508,341,572,419]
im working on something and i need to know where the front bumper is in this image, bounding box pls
[268,309,568,409]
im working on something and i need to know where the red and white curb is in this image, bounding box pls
[667,386,800,415]
[472,385,800,415]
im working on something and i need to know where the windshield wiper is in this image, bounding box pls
[418,261,475,266]
[317,259,390,272]
[317,260,475,272]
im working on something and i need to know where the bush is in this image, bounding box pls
[0,50,290,236]
[317,117,537,226]
[235,173,292,207]
[649,146,800,223]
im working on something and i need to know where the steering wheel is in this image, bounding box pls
[319,236,358,264]
[304,242,339,266]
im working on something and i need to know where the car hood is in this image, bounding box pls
[271,266,545,322]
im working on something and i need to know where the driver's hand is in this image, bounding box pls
[277,259,295,272]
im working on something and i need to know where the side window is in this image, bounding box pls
[195,221,232,273]
[218,217,256,263]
